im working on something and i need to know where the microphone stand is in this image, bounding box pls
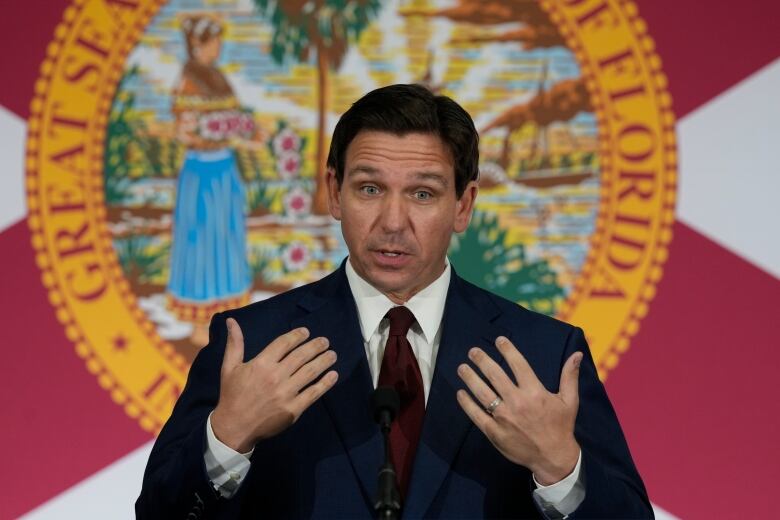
[372,388,401,520]
[375,419,401,520]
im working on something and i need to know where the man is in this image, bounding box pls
[137,84,652,519]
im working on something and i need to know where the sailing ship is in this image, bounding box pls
[480,61,595,189]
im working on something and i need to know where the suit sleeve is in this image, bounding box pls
[135,312,240,520]
[566,327,655,519]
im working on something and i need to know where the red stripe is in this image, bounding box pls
[637,0,780,118]
[0,220,151,519]
[606,221,780,518]
[0,0,70,118]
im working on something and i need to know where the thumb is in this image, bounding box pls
[559,351,583,405]
[222,318,245,374]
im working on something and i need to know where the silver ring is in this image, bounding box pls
[485,398,502,416]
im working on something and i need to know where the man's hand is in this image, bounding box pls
[456,336,583,485]
[211,318,339,453]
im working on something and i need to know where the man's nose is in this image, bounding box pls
[378,194,408,232]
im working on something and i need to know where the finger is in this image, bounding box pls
[292,370,339,415]
[457,363,499,408]
[468,347,516,398]
[495,336,543,390]
[559,351,583,406]
[456,389,496,437]
[263,327,311,362]
[289,350,338,391]
[280,337,330,375]
[222,318,245,374]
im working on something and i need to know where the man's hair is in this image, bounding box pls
[327,84,479,197]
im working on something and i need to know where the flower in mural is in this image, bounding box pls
[198,111,255,141]
[283,186,312,218]
[282,241,310,272]
[272,126,301,156]
[276,151,301,179]
[238,113,255,135]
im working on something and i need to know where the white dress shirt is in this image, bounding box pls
[204,258,584,517]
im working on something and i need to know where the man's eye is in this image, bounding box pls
[360,185,380,195]
[415,191,433,201]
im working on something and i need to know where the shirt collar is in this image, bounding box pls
[345,257,451,344]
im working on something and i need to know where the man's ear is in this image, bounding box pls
[326,167,342,220]
[453,180,479,233]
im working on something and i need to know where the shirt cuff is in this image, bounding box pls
[204,412,254,499]
[532,450,585,518]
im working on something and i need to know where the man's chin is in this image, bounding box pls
[366,271,412,289]
[362,270,418,300]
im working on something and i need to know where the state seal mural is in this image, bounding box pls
[26,0,676,433]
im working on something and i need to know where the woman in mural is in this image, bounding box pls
[168,14,254,346]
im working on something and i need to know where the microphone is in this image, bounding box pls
[371,385,400,431]
[370,386,401,520]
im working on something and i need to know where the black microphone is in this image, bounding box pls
[370,386,401,520]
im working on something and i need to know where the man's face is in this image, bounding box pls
[328,131,478,303]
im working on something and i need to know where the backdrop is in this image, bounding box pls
[1,1,778,518]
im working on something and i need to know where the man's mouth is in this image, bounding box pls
[369,248,413,268]
[378,250,404,257]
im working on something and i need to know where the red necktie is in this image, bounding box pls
[377,306,425,499]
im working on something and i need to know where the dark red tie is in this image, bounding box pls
[377,306,425,499]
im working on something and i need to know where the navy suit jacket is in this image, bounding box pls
[136,265,652,519]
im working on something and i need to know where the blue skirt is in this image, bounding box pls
[167,149,250,311]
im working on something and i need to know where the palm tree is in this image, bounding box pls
[253,0,381,215]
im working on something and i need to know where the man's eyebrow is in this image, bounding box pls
[414,172,449,187]
[345,166,450,187]
[345,165,380,177]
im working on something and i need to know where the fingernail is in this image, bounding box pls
[496,336,508,345]
[468,348,479,359]
[574,353,583,368]
[299,327,309,336]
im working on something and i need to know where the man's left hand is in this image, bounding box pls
[456,336,583,485]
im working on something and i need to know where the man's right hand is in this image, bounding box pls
[211,318,339,453]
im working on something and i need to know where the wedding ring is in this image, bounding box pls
[485,398,502,416]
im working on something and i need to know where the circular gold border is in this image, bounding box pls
[26,0,175,433]
[542,0,677,378]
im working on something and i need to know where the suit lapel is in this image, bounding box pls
[290,266,382,509]
[403,273,509,519]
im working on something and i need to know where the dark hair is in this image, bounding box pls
[327,84,479,197]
